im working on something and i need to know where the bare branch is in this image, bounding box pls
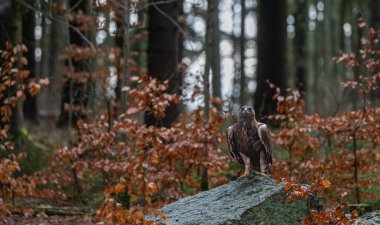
[16,0,96,52]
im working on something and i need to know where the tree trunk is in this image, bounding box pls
[240,0,246,107]
[115,0,130,117]
[322,0,334,115]
[36,0,63,120]
[22,8,38,123]
[145,0,180,127]
[254,0,287,118]
[201,0,213,191]
[121,0,130,113]
[211,0,221,109]
[371,0,380,107]
[294,0,307,100]
[352,133,360,204]
[372,0,380,29]
[178,1,184,63]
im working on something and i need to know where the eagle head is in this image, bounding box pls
[239,106,255,122]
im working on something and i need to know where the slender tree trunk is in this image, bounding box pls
[323,0,334,115]
[22,8,38,123]
[121,0,130,112]
[0,0,12,46]
[372,0,380,29]
[115,22,123,118]
[178,1,184,63]
[371,0,380,107]
[352,133,360,204]
[85,0,97,114]
[254,0,287,118]
[211,0,221,109]
[230,3,239,111]
[294,0,307,100]
[131,10,148,77]
[145,0,180,127]
[201,0,214,191]
[313,4,323,114]
[240,0,246,107]
[352,12,363,111]
[115,0,130,116]
[36,0,63,120]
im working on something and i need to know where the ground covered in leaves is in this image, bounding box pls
[2,215,109,225]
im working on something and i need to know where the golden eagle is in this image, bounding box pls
[226,106,272,176]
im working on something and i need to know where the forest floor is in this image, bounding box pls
[2,196,110,224]
[4,117,379,224]
[2,119,110,225]
[2,215,108,225]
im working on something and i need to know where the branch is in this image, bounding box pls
[109,0,194,51]
[16,0,96,53]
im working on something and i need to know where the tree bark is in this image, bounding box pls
[240,0,246,107]
[36,0,63,120]
[294,0,307,100]
[121,0,130,113]
[201,0,213,191]
[22,8,38,123]
[352,133,360,204]
[372,0,380,29]
[254,0,287,118]
[115,0,130,117]
[211,0,221,109]
[145,0,180,127]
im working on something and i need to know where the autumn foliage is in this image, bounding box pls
[271,19,380,224]
[33,74,228,224]
[0,42,48,216]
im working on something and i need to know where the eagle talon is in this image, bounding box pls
[238,173,248,179]
[254,172,269,177]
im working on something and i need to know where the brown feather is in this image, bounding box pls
[226,106,273,174]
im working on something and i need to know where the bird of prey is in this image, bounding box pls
[226,106,272,177]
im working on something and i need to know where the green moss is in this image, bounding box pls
[16,128,51,174]
[223,191,318,225]
[0,128,51,175]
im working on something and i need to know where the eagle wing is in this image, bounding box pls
[226,125,244,165]
[258,123,272,164]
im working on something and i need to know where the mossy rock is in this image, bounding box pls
[357,210,380,225]
[152,176,322,225]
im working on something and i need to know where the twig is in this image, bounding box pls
[16,0,96,53]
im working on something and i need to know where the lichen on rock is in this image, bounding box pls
[153,176,322,225]
[357,210,380,225]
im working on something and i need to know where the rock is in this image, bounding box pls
[153,176,322,225]
[357,210,380,225]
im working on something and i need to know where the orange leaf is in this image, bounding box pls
[284,182,291,191]
[321,179,331,189]
[352,210,358,217]
[148,182,158,192]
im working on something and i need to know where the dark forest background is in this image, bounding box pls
[0,0,379,224]
[2,0,379,125]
